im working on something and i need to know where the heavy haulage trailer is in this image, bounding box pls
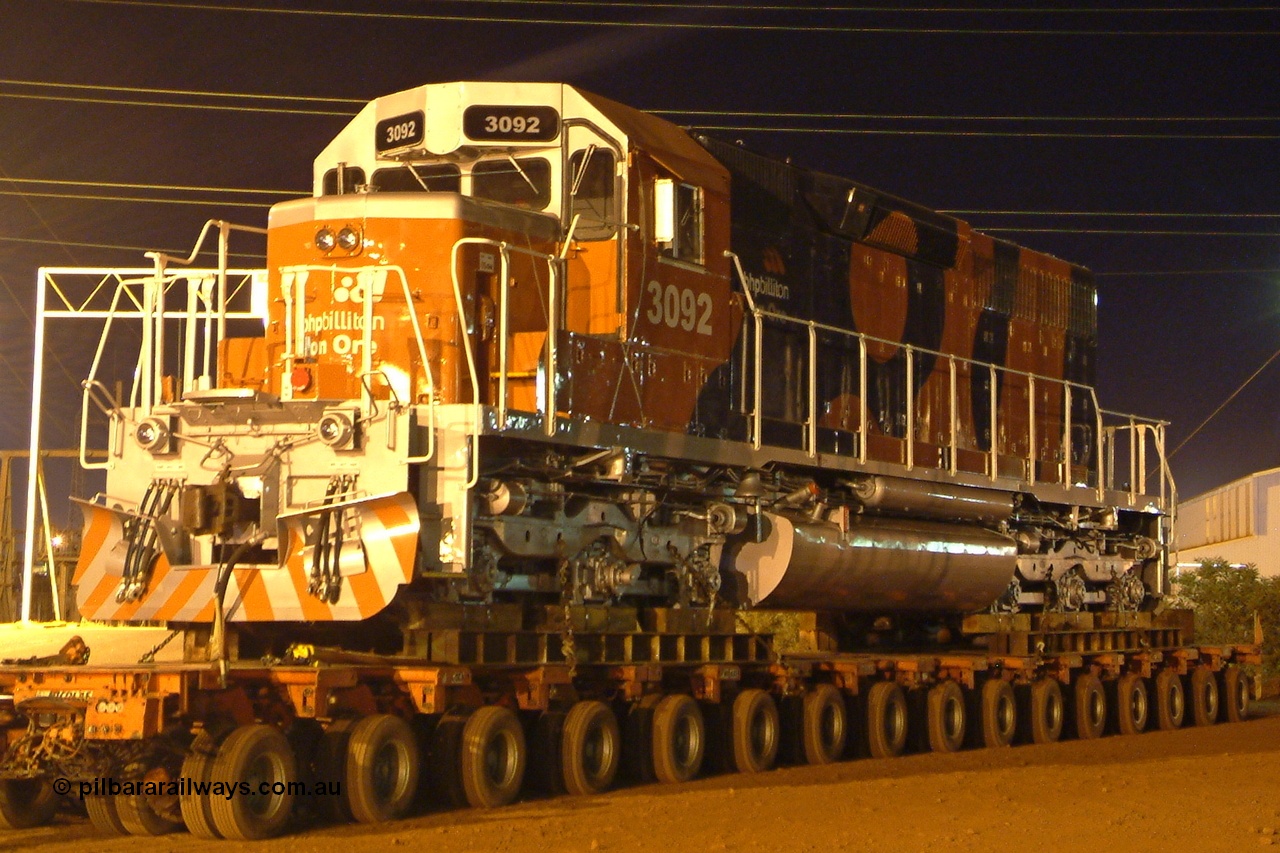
[0,82,1259,840]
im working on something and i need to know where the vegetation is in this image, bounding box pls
[1171,558,1280,677]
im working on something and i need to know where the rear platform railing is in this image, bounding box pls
[726,252,1172,510]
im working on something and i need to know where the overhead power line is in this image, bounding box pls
[983,227,1280,236]
[0,189,277,209]
[51,0,1280,35]
[1168,344,1280,461]
[458,1,1280,12]
[0,90,351,117]
[1,176,302,196]
[5,79,1279,138]
[1096,268,1280,277]
[947,211,1280,219]
[692,125,1280,139]
[662,109,1280,122]
[0,234,265,260]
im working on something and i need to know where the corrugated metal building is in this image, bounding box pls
[1175,468,1280,577]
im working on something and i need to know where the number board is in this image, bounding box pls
[462,105,559,143]
[376,111,425,153]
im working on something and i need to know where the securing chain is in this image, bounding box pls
[137,627,182,664]
[557,555,577,678]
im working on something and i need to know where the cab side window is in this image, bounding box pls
[567,148,617,240]
[656,179,703,265]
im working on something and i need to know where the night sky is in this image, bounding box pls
[1,0,1278,507]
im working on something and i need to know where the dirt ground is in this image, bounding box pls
[3,703,1279,853]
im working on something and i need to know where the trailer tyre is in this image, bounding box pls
[179,733,222,839]
[624,694,664,783]
[0,779,57,830]
[866,681,908,758]
[460,706,526,808]
[1070,673,1107,740]
[562,701,621,795]
[314,718,355,822]
[208,724,297,840]
[979,679,1017,748]
[801,685,847,765]
[730,689,779,773]
[1153,669,1185,730]
[652,694,705,784]
[1188,666,1219,727]
[1219,665,1249,723]
[1111,673,1149,736]
[346,714,420,823]
[926,681,966,753]
[116,788,182,835]
[85,794,127,835]
[1027,678,1064,744]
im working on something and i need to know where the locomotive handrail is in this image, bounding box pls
[144,219,268,406]
[726,258,1171,507]
[449,236,563,435]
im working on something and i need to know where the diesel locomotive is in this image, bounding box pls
[2,82,1242,842]
[73,80,1165,628]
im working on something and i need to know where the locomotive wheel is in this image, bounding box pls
[179,733,222,839]
[652,694,705,784]
[1111,674,1149,736]
[865,681,908,758]
[561,701,621,796]
[1153,669,1185,730]
[1070,672,1107,739]
[623,693,664,783]
[730,689,779,774]
[208,724,297,841]
[346,714,420,823]
[1026,678,1064,744]
[314,718,355,822]
[459,706,526,808]
[926,681,966,753]
[116,788,182,835]
[1219,665,1249,723]
[85,794,128,835]
[978,679,1017,748]
[801,684,847,765]
[1187,667,1220,727]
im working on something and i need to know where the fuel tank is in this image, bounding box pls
[721,511,1017,613]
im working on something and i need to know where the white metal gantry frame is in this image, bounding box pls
[21,225,267,621]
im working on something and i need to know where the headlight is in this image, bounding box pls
[337,226,361,252]
[317,409,357,449]
[315,227,337,252]
[134,417,174,454]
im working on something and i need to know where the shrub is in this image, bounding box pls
[1170,558,1280,677]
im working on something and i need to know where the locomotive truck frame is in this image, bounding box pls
[0,81,1256,840]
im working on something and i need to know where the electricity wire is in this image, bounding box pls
[1168,345,1280,461]
[49,0,1280,35]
